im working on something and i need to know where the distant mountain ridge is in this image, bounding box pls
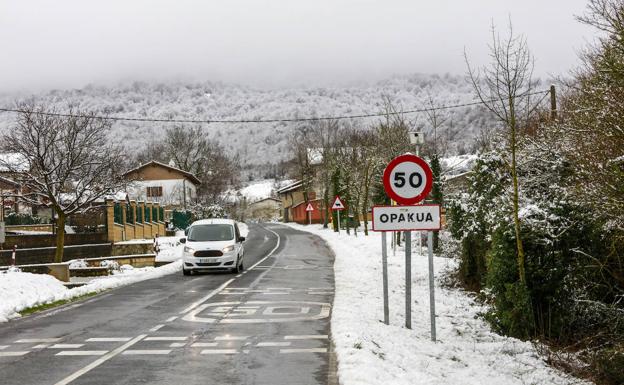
[0,74,496,174]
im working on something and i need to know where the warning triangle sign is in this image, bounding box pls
[305,203,314,212]
[331,196,345,211]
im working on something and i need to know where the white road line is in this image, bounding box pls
[280,348,328,354]
[284,335,329,340]
[201,349,237,355]
[235,274,242,278]
[32,344,50,349]
[179,278,235,315]
[190,342,218,347]
[149,324,165,332]
[169,343,186,348]
[50,344,84,349]
[56,351,108,356]
[53,334,146,385]
[165,316,178,322]
[122,350,171,355]
[15,338,61,343]
[247,225,281,271]
[85,338,132,342]
[256,342,291,347]
[144,337,187,341]
[0,351,29,357]
[0,345,8,350]
[214,336,249,341]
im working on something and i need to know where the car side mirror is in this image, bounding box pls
[239,236,245,243]
[179,238,186,244]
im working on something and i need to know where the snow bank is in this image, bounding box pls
[0,236,184,322]
[285,224,587,385]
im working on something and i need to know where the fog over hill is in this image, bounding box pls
[0,74,499,178]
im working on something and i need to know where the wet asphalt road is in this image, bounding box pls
[0,223,337,385]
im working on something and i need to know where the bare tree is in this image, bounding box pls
[465,22,541,284]
[1,104,126,263]
[161,125,239,204]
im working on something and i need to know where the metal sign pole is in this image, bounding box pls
[427,231,437,341]
[382,232,389,325]
[336,211,340,234]
[405,230,412,329]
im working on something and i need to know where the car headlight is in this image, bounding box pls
[222,245,235,253]
[184,246,195,254]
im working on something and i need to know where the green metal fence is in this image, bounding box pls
[172,210,192,230]
[113,203,123,224]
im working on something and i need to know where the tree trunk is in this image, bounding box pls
[510,105,526,284]
[54,210,66,264]
[362,161,371,236]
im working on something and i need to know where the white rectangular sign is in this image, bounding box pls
[372,205,441,231]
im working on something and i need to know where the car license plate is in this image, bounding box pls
[198,258,217,263]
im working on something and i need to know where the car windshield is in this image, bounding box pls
[187,224,234,242]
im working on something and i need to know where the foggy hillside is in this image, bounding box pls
[0,74,497,177]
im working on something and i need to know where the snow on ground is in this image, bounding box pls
[284,223,588,385]
[234,178,294,203]
[0,238,183,323]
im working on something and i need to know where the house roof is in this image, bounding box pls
[249,197,281,205]
[276,180,303,194]
[124,160,202,186]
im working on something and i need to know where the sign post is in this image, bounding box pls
[305,203,314,225]
[381,231,389,325]
[374,153,439,339]
[331,196,345,234]
[428,231,437,341]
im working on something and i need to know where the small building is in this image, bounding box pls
[276,180,323,224]
[246,197,282,221]
[123,161,201,209]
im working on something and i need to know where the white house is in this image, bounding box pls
[123,161,201,208]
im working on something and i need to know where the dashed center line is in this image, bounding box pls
[280,348,328,354]
[123,350,171,355]
[85,338,132,342]
[214,335,249,341]
[201,349,237,355]
[149,324,165,332]
[50,344,84,349]
[144,337,187,341]
[56,351,108,356]
[0,345,9,350]
[165,316,178,322]
[256,342,291,347]
[284,335,329,340]
[0,351,29,357]
[15,338,61,343]
[190,342,218,347]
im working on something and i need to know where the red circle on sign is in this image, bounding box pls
[382,153,433,205]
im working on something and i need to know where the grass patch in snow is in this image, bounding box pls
[19,291,99,316]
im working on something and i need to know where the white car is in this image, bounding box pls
[180,219,245,275]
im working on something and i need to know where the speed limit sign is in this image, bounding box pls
[383,153,433,205]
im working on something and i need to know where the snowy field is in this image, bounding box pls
[285,224,588,385]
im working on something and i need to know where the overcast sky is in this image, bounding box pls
[0,0,594,92]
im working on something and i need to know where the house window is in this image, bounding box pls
[146,186,163,197]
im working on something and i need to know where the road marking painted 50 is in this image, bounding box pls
[182,301,331,323]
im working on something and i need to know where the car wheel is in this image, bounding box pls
[232,257,243,273]
[182,267,191,276]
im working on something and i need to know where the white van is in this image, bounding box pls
[180,219,245,275]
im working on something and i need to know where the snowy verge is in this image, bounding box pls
[0,260,181,323]
[284,223,588,385]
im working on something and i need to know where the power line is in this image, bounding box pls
[0,89,551,125]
